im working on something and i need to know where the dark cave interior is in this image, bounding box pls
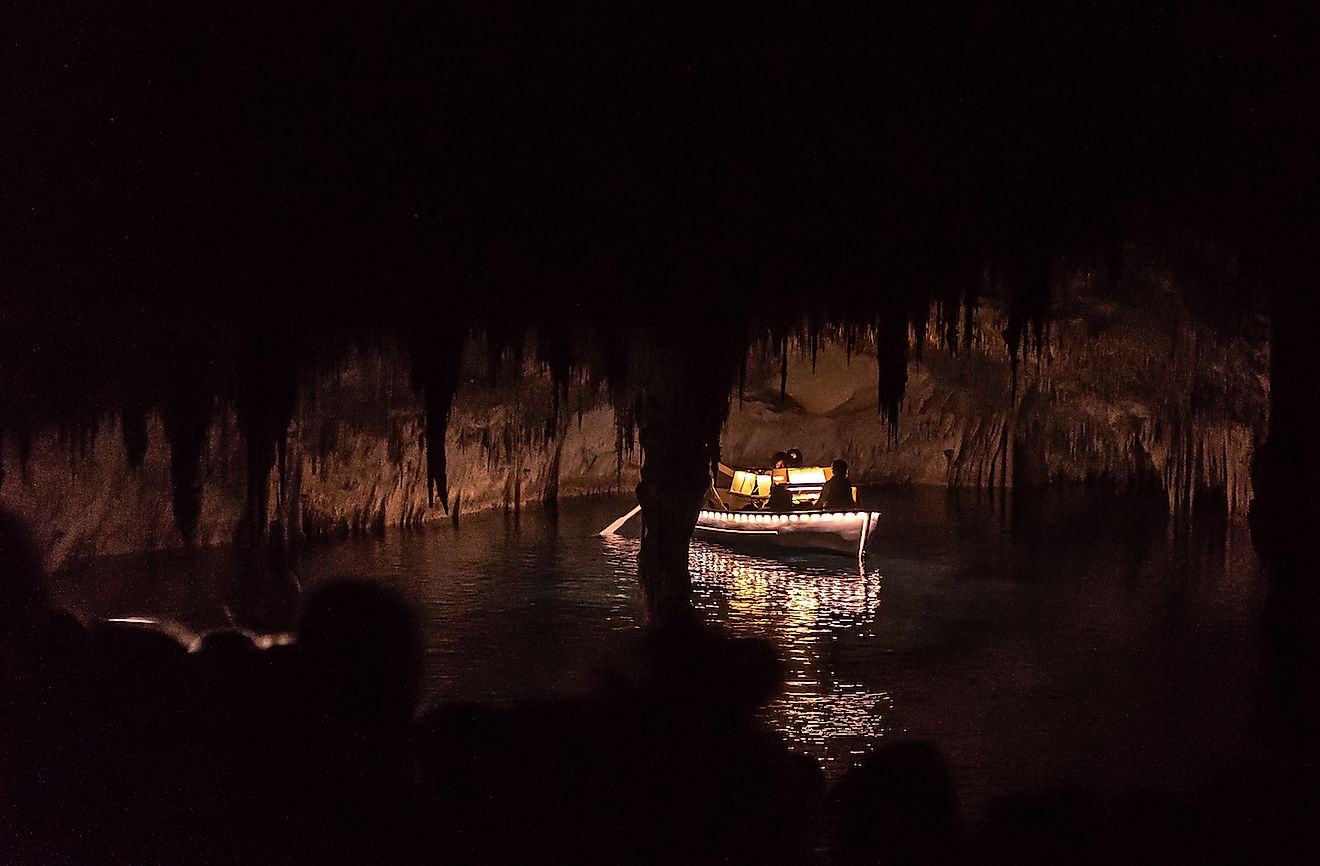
[6,3,1316,615]
[4,3,1320,862]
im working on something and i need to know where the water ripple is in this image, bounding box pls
[688,541,891,773]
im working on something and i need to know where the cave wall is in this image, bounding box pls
[1,256,1269,571]
[723,261,1268,515]
[0,342,638,572]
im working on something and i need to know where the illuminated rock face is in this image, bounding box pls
[0,259,1268,570]
[724,265,1268,516]
[0,343,639,571]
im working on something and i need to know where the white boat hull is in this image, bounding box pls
[693,509,880,558]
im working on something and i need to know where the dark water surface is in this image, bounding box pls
[48,488,1266,818]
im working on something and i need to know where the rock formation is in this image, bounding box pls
[0,340,638,572]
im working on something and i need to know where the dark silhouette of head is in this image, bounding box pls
[642,623,783,719]
[830,741,961,865]
[786,448,803,467]
[189,629,260,704]
[89,619,189,682]
[772,451,788,469]
[297,579,422,725]
[198,628,258,657]
[981,785,1107,866]
[832,458,849,478]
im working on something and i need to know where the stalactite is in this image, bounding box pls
[936,281,959,352]
[994,287,1266,522]
[56,422,72,473]
[963,279,981,351]
[74,417,97,461]
[484,320,521,385]
[236,374,296,536]
[615,420,626,485]
[277,428,289,510]
[217,409,232,470]
[778,332,789,405]
[1002,249,1052,372]
[0,250,1268,569]
[513,461,522,514]
[543,438,563,507]
[410,333,464,514]
[120,402,149,469]
[612,391,638,470]
[998,417,1010,492]
[1009,350,1020,406]
[875,314,908,435]
[18,427,33,484]
[737,345,748,406]
[536,326,575,429]
[162,395,211,545]
[909,299,930,365]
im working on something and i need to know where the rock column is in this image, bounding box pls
[1251,278,1320,604]
[632,330,730,629]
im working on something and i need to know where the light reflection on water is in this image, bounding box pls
[687,542,893,768]
[48,488,1267,816]
[601,535,896,768]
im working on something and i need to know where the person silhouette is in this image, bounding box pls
[817,459,853,510]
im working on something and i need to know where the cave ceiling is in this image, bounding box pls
[2,2,1314,536]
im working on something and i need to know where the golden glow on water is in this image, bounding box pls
[686,542,893,771]
[598,534,892,770]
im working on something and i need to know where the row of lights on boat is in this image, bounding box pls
[698,510,871,523]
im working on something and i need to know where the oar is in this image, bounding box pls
[598,504,642,536]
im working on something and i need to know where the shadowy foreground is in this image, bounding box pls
[2,512,1316,865]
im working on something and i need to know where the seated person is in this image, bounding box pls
[817,459,854,510]
[768,482,793,512]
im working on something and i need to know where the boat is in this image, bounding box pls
[694,463,880,558]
